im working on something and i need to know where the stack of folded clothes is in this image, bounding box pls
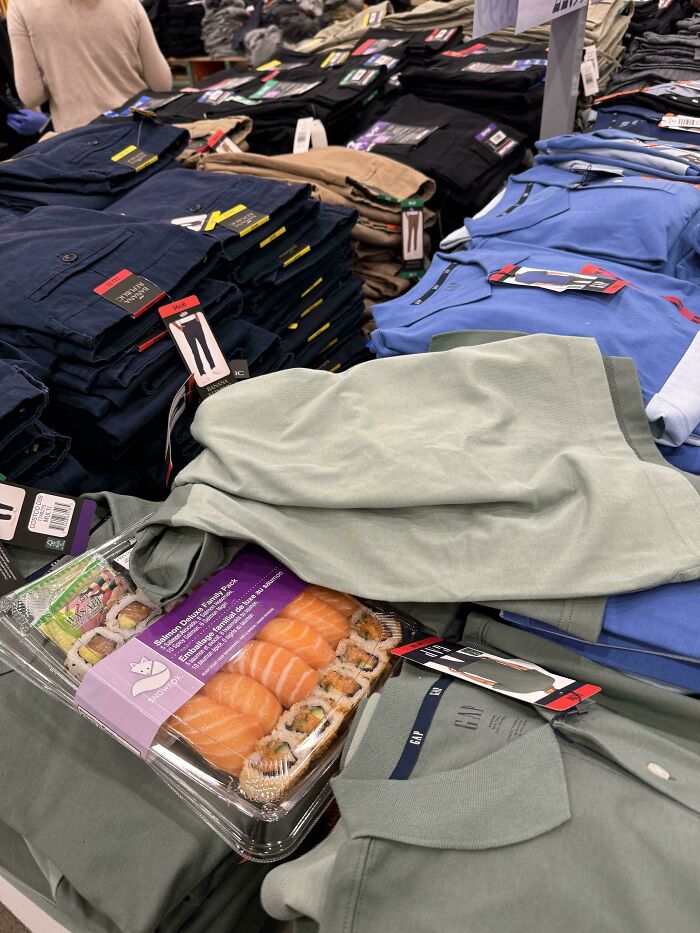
[0,122,364,496]
[399,34,549,138]
[0,341,87,493]
[348,91,527,235]
[0,119,188,212]
[104,53,392,154]
[592,77,700,142]
[626,0,690,39]
[606,9,700,93]
[108,165,366,374]
[192,146,435,305]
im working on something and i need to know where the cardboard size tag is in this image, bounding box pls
[475,123,519,157]
[394,637,601,711]
[401,197,425,278]
[0,480,95,556]
[159,296,247,397]
[203,204,269,237]
[340,68,380,87]
[489,264,627,294]
[425,26,457,44]
[111,145,158,172]
[442,42,485,58]
[349,121,438,151]
[94,270,166,318]
[320,50,350,68]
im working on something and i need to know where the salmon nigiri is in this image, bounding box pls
[304,585,360,619]
[280,589,350,648]
[203,672,282,733]
[169,695,263,776]
[258,616,335,671]
[227,641,318,708]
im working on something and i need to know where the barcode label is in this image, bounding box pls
[293,117,314,153]
[48,502,72,533]
[27,494,75,538]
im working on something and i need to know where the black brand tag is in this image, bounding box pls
[111,145,158,172]
[0,480,96,556]
[94,270,166,318]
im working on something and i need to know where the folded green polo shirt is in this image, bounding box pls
[263,613,700,933]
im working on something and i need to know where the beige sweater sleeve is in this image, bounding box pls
[7,1,48,110]
[134,1,172,91]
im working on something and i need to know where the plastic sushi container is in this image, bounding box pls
[0,527,416,861]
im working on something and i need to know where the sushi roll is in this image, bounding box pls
[282,697,342,757]
[351,609,403,651]
[314,662,369,711]
[64,627,125,680]
[238,731,302,803]
[335,639,389,683]
[105,590,159,637]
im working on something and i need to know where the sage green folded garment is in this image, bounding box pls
[262,614,700,933]
[429,329,700,641]
[131,334,700,608]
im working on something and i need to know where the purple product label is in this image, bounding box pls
[475,123,497,142]
[74,549,306,757]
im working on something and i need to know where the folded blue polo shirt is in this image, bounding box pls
[536,128,700,181]
[463,163,700,280]
[593,103,700,146]
[370,240,700,448]
[501,612,700,693]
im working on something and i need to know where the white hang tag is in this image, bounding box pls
[293,116,314,153]
[580,59,599,97]
[310,119,328,149]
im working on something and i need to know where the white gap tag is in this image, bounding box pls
[580,59,599,97]
[310,119,328,149]
[293,116,314,153]
[293,117,327,153]
[584,45,599,81]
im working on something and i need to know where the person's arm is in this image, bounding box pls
[6,2,48,110]
[134,2,172,91]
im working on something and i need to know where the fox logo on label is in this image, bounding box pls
[130,657,171,696]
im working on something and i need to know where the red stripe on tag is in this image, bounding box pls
[544,683,601,711]
[137,330,167,352]
[159,295,201,319]
[392,636,441,656]
[94,269,132,295]
[488,263,517,282]
[205,129,225,149]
